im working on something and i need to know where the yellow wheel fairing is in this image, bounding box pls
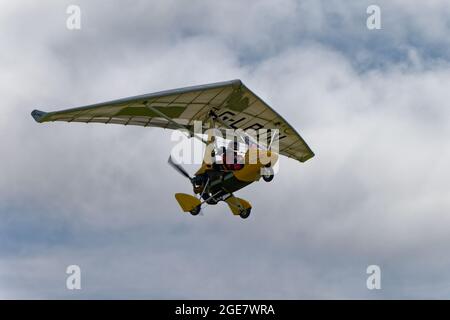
[175,193,201,212]
[225,196,252,216]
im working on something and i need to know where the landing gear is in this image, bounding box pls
[239,208,251,219]
[190,205,201,216]
[262,166,274,182]
[202,192,220,205]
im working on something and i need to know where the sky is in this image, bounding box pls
[1,0,450,299]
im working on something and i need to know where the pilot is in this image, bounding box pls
[222,141,244,171]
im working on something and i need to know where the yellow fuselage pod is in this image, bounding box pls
[233,149,277,182]
[195,148,278,193]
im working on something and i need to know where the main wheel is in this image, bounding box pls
[262,167,274,182]
[239,208,251,219]
[190,205,201,216]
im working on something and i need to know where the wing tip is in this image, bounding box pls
[299,151,315,163]
[31,109,47,123]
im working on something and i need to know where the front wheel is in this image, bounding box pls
[262,167,274,182]
[239,208,251,219]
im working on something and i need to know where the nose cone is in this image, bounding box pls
[234,149,278,182]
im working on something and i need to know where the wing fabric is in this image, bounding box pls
[31,79,314,162]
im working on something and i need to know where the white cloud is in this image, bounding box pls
[1,0,450,298]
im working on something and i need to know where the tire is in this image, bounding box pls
[190,205,201,216]
[239,208,251,219]
[262,167,274,182]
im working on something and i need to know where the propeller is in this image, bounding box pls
[168,155,205,216]
[168,156,193,181]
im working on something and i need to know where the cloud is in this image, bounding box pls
[1,0,450,298]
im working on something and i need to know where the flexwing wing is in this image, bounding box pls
[31,79,314,162]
